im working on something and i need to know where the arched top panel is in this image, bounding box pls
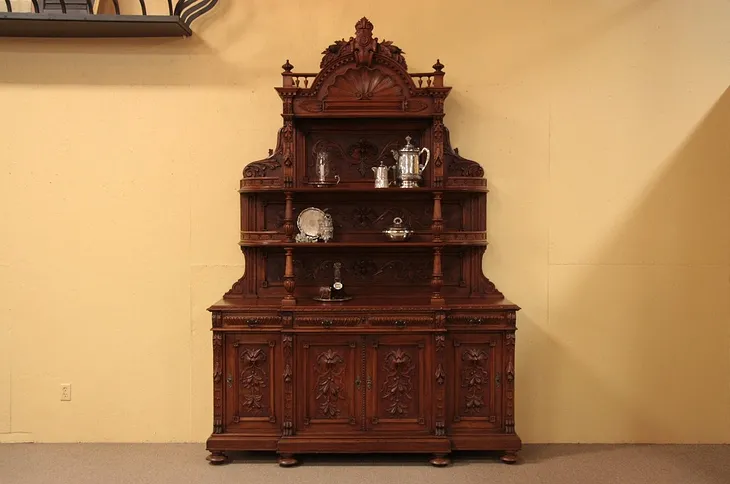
[276,17,451,118]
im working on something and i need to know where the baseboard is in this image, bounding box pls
[0,432,34,443]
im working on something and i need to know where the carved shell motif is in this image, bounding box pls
[327,67,403,100]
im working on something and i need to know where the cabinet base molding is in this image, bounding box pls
[449,434,522,451]
[277,437,451,454]
[206,434,522,466]
[207,435,278,451]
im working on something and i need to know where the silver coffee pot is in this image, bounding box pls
[391,136,430,188]
[371,160,395,188]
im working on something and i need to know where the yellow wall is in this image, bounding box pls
[1,0,729,444]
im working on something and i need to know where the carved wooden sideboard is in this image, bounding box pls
[206,18,521,467]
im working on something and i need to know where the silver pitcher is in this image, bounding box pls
[371,160,395,188]
[391,136,430,188]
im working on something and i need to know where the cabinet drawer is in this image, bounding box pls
[368,315,433,329]
[446,312,516,329]
[222,313,282,329]
[294,314,365,329]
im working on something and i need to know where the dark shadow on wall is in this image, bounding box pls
[523,85,730,448]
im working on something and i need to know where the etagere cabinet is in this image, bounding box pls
[207,17,521,467]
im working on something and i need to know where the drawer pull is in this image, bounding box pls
[245,318,260,328]
[321,320,333,328]
[394,320,407,329]
[468,317,485,325]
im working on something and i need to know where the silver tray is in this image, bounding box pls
[297,207,326,238]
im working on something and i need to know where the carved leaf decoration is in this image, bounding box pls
[283,364,292,383]
[381,349,415,417]
[242,394,263,410]
[443,126,485,178]
[378,39,408,69]
[435,364,446,385]
[299,100,323,112]
[327,67,403,100]
[435,335,446,351]
[461,348,489,415]
[406,99,428,112]
[315,349,346,418]
[239,348,268,414]
[224,274,246,296]
[320,38,349,68]
[243,155,282,178]
[318,19,408,69]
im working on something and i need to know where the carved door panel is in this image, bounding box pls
[450,332,503,432]
[296,334,363,434]
[224,333,279,433]
[366,334,429,434]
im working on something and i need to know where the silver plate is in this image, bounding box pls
[297,207,327,238]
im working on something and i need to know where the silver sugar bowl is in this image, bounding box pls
[383,217,413,241]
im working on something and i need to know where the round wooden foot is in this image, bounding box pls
[277,453,298,467]
[429,454,451,467]
[501,451,518,464]
[206,451,228,465]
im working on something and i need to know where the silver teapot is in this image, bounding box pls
[371,160,395,188]
[391,136,430,188]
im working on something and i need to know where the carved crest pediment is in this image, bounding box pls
[326,67,403,101]
[280,17,449,117]
[320,17,407,70]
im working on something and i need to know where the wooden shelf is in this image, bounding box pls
[210,296,518,311]
[238,241,488,248]
[0,13,192,38]
[239,186,488,194]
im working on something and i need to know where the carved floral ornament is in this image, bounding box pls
[280,16,446,102]
[320,17,408,70]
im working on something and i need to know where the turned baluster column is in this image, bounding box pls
[431,191,443,242]
[431,247,445,306]
[283,192,294,242]
[431,191,445,305]
[282,192,296,305]
[282,247,296,306]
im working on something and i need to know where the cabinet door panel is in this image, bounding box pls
[296,334,363,435]
[450,332,502,432]
[225,333,279,433]
[367,334,429,434]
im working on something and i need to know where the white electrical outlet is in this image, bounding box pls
[60,384,71,401]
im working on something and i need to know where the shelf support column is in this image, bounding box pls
[431,191,444,242]
[284,191,295,242]
[430,247,445,306]
[282,247,296,306]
